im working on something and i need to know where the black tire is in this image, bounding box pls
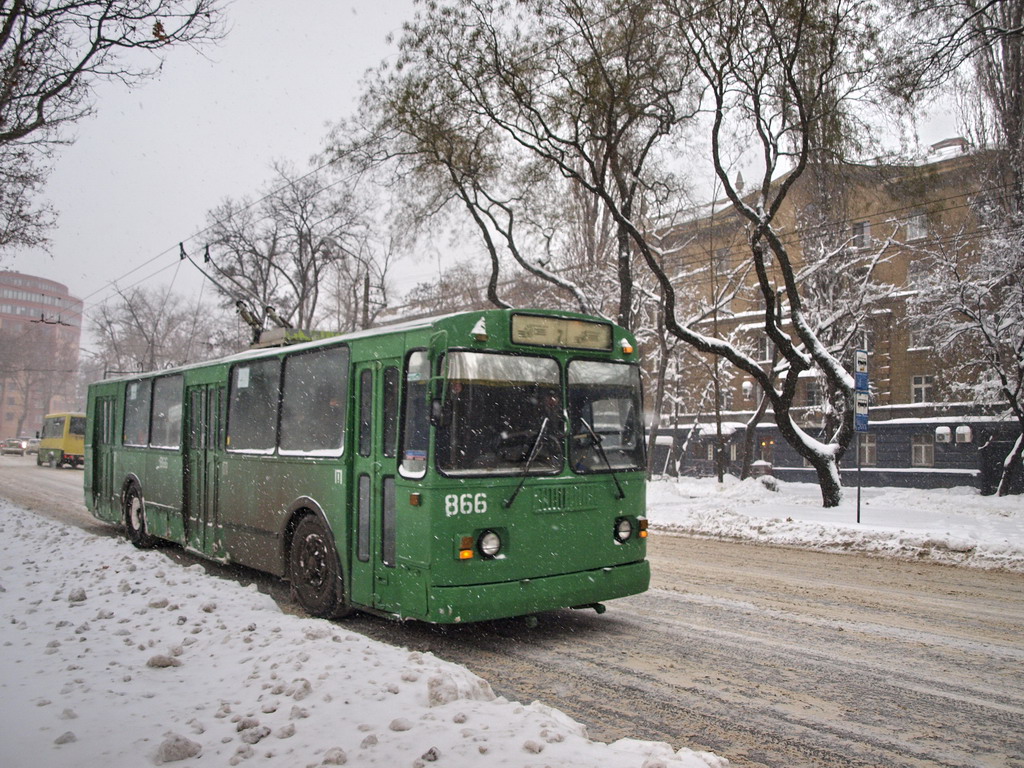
[289,515,350,619]
[124,484,157,548]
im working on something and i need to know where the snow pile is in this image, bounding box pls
[648,476,1024,570]
[0,500,725,768]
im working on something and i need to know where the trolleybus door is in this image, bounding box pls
[184,384,223,556]
[350,360,401,612]
[91,396,116,515]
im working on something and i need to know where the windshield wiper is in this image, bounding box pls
[503,417,550,509]
[580,418,625,499]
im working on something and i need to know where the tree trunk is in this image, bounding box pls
[997,431,1024,497]
[740,393,771,480]
[809,453,843,507]
[645,336,671,478]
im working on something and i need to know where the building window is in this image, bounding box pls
[911,375,934,403]
[858,433,877,466]
[852,221,871,249]
[907,324,931,350]
[805,380,822,407]
[906,211,928,241]
[911,434,934,467]
[713,247,730,273]
[719,387,734,410]
[906,255,931,284]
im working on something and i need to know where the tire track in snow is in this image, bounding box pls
[5,459,1024,768]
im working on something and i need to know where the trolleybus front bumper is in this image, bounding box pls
[425,559,650,624]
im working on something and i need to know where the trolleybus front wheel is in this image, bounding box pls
[124,484,157,549]
[289,515,351,619]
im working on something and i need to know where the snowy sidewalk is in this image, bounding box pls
[2,480,1019,768]
[648,476,1024,570]
[0,500,724,768]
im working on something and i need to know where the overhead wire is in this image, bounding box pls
[46,0,700,330]
[38,1,1014,334]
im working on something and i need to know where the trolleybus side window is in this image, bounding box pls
[95,403,114,445]
[124,380,152,447]
[382,366,399,459]
[399,351,430,478]
[382,477,396,567]
[357,474,371,562]
[280,346,349,456]
[150,375,184,449]
[228,358,281,453]
[358,369,373,457]
[567,360,645,473]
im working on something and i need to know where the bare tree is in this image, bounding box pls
[0,144,54,250]
[609,0,906,506]
[909,219,1024,495]
[321,235,393,333]
[352,0,916,505]
[341,0,697,329]
[90,285,238,374]
[203,160,379,336]
[0,0,225,253]
[894,0,1024,493]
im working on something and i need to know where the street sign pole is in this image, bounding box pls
[856,432,862,524]
[853,350,869,525]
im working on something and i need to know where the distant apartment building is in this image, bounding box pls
[0,271,83,439]
[652,141,1021,492]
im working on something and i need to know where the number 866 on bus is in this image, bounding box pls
[445,492,488,517]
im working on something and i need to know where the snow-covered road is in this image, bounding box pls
[2,457,1023,767]
[346,535,1024,767]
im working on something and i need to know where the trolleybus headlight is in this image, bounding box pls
[478,530,502,558]
[614,517,633,543]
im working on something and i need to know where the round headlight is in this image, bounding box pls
[614,517,633,543]
[478,530,502,558]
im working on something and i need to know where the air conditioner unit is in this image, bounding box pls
[935,426,952,443]
[956,425,973,444]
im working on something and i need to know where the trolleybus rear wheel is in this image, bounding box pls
[124,484,157,549]
[289,515,350,619]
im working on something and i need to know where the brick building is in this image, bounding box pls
[0,271,83,439]
[652,141,1022,491]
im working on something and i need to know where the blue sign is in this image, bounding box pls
[854,349,869,392]
[854,391,870,433]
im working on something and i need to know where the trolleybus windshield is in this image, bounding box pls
[436,351,563,477]
[567,360,645,473]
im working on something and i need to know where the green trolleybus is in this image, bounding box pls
[85,309,649,623]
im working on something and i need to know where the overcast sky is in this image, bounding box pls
[5,0,422,332]
[6,0,958,341]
